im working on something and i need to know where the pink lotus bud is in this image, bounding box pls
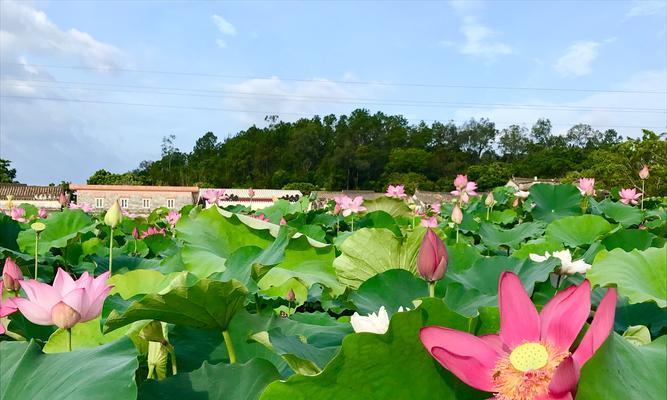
[132,227,139,239]
[485,192,495,207]
[248,188,255,198]
[417,228,448,282]
[639,165,649,180]
[453,174,468,189]
[460,192,470,204]
[333,203,342,215]
[451,204,463,225]
[286,288,296,302]
[280,217,287,225]
[51,301,81,329]
[578,178,596,197]
[2,257,23,292]
[59,192,68,207]
[38,208,47,219]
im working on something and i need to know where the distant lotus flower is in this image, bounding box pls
[351,306,408,334]
[201,189,226,207]
[529,250,592,275]
[451,181,478,198]
[132,227,139,239]
[253,214,270,222]
[420,216,438,228]
[420,272,617,400]
[38,208,47,219]
[460,191,470,204]
[619,188,642,205]
[248,188,255,198]
[0,280,18,334]
[332,196,346,215]
[485,192,495,207]
[2,257,23,293]
[69,202,94,212]
[13,268,113,329]
[121,209,137,218]
[342,196,366,217]
[431,202,441,214]
[417,228,448,282]
[515,190,530,199]
[451,204,463,225]
[286,288,295,302]
[453,174,468,189]
[578,178,596,197]
[279,217,287,225]
[165,210,181,226]
[58,192,69,207]
[9,207,27,223]
[140,226,166,239]
[639,165,649,180]
[386,185,407,199]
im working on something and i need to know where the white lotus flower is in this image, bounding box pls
[515,190,531,199]
[350,306,409,334]
[529,250,591,275]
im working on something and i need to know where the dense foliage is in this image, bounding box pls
[81,111,666,194]
[0,180,665,399]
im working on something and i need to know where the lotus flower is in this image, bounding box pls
[104,200,123,228]
[453,174,468,189]
[2,257,23,292]
[420,216,438,228]
[451,182,478,198]
[252,214,270,222]
[0,281,18,334]
[140,226,166,239]
[286,288,295,302]
[69,202,94,212]
[248,188,255,198]
[420,272,617,400]
[13,268,113,329]
[485,192,496,207]
[431,202,441,214]
[279,217,287,225]
[386,185,407,199]
[132,227,139,239]
[578,178,595,197]
[351,306,408,334]
[201,189,226,206]
[529,250,592,275]
[417,228,448,282]
[38,208,47,219]
[165,210,181,226]
[451,204,463,225]
[342,196,366,217]
[332,196,346,215]
[58,192,69,207]
[639,165,649,180]
[619,188,642,205]
[515,190,530,199]
[9,207,27,222]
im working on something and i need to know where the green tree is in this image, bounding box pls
[0,159,17,183]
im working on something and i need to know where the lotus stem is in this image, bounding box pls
[67,328,72,352]
[428,281,436,298]
[34,233,39,279]
[641,181,645,210]
[455,227,459,244]
[109,227,113,274]
[351,216,354,232]
[222,330,237,364]
[555,274,562,294]
[166,343,178,375]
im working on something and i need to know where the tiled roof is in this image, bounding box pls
[205,188,303,200]
[412,190,454,204]
[70,184,199,192]
[0,184,62,200]
[315,191,384,200]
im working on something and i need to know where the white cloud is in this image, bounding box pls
[626,1,666,17]
[459,17,513,58]
[216,39,227,48]
[212,14,236,36]
[554,41,600,77]
[0,0,124,69]
[448,0,483,14]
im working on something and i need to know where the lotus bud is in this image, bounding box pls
[38,208,47,219]
[59,192,69,207]
[248,188,255,198]
[2,257,23,292]
[286,288,296,302]
[279,217,287,225]
[417,228,448,282]
[140,320,167,343]
[451,204,463,225]
[485,192,495,207]
[104,200,123,228]
[51,301,81,329]
[639,165,649,180]
[460,192,470,204]
[453,174,468,189]
[6,195,13,209]
[31,221,46,233]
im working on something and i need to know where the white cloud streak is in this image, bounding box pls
[212,14,236,36]
[554,41,600,77]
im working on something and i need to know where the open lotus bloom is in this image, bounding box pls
[13,268,113,330]
[351,306,409,334]
[453,174,468,189]
[386,184,407,198]
[515,190,531,199]
[529,250,591,275]
[342,196,366,217]
[577,178,595,197]
[618,188,642,205]
[420,216,438,228]
[0,280,18,334]
[165,210,181,226]
[421,272,616,400]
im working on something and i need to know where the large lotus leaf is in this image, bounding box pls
[529,183,582,222]
[0,337,138,400]
[333,227,426,289]
[43,318,127,353]
[589,246,666,308]
[251,330,340,375]
[139,358,281,400]
[578,334,667,399]
[362,196,413,218]
[0,213,20,250]
[479,221,544,250]
[512,238,564,260]
[602,229,657,252]
[349,269,428,314]
[545,215,613,248]
[108,269,169,298]
[17,209,96,255]
[104,279,248,333]
[258,260,345,297]
[447,242,483,272]
[487,209,517,225]
[355,210,402,237]
[598,199,642,227]
[259,299,487,400]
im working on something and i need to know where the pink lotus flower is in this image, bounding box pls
[139,226,166,239]
[253,214,270,222]
[431,202,441,214]
[166,210,181,226]
[420,216,438,228]
[279,217,287,225]
[453,174,468,189]
[2,257,23,293]
[451,204,463,225]
[69,202,94,212]
[333,196,346,215]
[132,227,140,239]
[619,188,642,205]
[341,196,366,217]
[0,280,18,334]
[420,272,616,400]
[121,208,137,218]
[201,189,227,206]
[13,268,113,329]
[248,188,255,198]
[639,165,649,180]
[578,178,595,197]
[451,182,478,199]
[58,192,69,207]
[9,207,27,223]
[38,208,47,219]
[386,185,407,199]
[417,228,448,282]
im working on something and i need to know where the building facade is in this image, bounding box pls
[70,184,198,214]
[0,184,63,212]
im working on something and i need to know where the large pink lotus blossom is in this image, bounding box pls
[332,196,346,215]
[201,189,227,206]
[58,192,69,207]
[619,188,642,205]
[0,280,18,334]
[421,272,616,400]
[578,178,595,197]
[341,196,366,217]
[451,182,478,200]
[9,207,27,223]
[139,226,166,239]
[431,202,441,214]
[165,210,181,226]
[386,185,407,199]
[69,202,94,212]
[2,257,23,293]
[417,228,448,282]
[13,269,113,329]
[420,216,438,228]
[453,174,468,189]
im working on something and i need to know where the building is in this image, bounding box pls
[506,177,559,191]
[203,188,303,210]
[0,184,64,212]
[70,184,199,214]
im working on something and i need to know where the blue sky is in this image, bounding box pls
[1,0,665,184]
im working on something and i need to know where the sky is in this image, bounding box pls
[1,0,665,184]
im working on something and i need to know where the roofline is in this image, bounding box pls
[70,184,199,192]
